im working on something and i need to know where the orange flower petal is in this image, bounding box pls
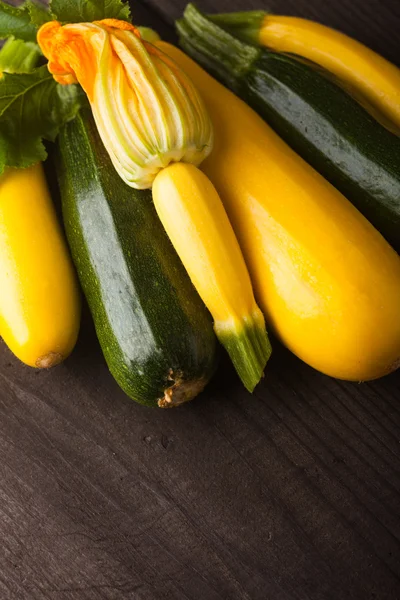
[38,21,104,99]
[93,18,141,37]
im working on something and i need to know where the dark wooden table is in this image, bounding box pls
[2,1,400,598]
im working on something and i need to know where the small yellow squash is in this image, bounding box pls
[153,163,271,391]
[0,164,80,367]
[157,42,400,381]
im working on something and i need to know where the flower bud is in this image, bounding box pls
[38,19,213,189]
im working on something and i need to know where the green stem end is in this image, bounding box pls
[176,4,259,90]
[216,312,272,393]
[210,10,267,45]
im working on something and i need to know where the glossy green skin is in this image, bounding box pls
[241,52,400,249]
[57,110,217,407]
[178,10,400,251]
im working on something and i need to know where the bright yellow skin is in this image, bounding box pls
[0,164,80,367]
[157,42,400,381]
[153,162,270,391]
[153,163,262,333]
[259,16,400,132]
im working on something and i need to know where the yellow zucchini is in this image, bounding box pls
[0,164,80,367]
[157,42,400,381]
[153,162,271,392]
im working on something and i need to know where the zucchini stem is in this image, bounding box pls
[209,11,266,45]
[176,4,259,90]
[216,313,272,392]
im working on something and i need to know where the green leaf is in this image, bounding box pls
[50,0,131,23]
[0,38,41,73]
[27,1,54,27]
[0,65,82,173]
[0,1,38,42]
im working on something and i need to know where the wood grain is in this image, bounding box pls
[1,1,400,599]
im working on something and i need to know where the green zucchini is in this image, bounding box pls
[57,108,217,407]
[177,5,400,251]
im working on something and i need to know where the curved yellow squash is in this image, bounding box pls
[0,164,80,367]
[157,42,400,381]
[259,16,400,132]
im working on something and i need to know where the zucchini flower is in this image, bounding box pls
[37,19,213,189]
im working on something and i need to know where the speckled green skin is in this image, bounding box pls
[57,110,217,407]
[243,53,400,250]
[178,5,400,251]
